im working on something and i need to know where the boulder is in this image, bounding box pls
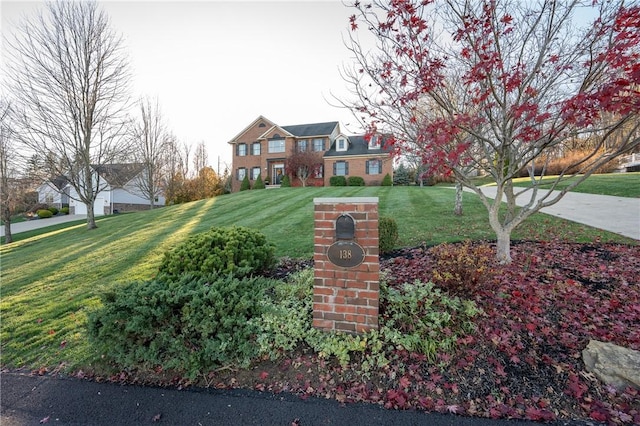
[582,340,640,391]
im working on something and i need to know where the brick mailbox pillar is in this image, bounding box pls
[313,197,379,333]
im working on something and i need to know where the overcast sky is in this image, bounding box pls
[1,0,367,170]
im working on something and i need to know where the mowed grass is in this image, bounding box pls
[508,172,640,197]
[0,185,636,371]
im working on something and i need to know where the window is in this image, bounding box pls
[313,164,324,178]
[237,168,247,180]
[251,167,261,180]
[313,138,325,151]
[237,143,247,156]
[297,139,308,152]
[336,138,347,152]
[368,135,381,149]
[46,194,54,204]
[333,161,348,176]
[366,159,381,175]
[268,139,286,153]
[252,142,261,155]
[259,123,266,128]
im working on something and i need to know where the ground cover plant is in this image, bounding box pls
[1,183,638,423]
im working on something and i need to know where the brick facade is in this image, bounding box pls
[228,116,393,192]
[312,197,380,333]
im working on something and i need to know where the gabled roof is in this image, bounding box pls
[49,175,69,190]
[282,121,339,138]
[93,163,144,187]
[258,124,294,140]
[228,115,277,144]
[324,135,392,157]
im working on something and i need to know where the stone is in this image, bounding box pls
[582,340,640,391]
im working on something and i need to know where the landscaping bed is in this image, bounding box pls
[81,240,639,424]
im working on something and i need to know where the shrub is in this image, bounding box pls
[37,209,53,219]
[280,175,291,187]
[347,176,365,186]
[381,173,393,186]
[48,207,59,215]
[379,217,399,253]
[393,166,410,185]
[429,241,495,297]
[88,273,276,378]
[253,174,265,189]
[158,226,275,279]
[60,207,69,215]
[240,175,250,191]
[330,176,347,186]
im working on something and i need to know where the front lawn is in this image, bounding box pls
[1,186,638,423]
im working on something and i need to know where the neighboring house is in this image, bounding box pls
[37,176,70,208]
[228,115,393,192]
[38,163,166,215]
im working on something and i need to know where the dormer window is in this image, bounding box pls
[337,137,348,152]
[368,135,381,150]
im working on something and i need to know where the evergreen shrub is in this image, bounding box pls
[60,207,69,214]
[329,176,347,186]
[280,175,291,187]
[347,176,365,186]
[48,207,59,215]
[88,273,276,378]
[253,174,265,189]
[158,226,275,279]
[37,209,53,218]
[378,217,398,253]
[381,173,392,186]
[240,175,250,191]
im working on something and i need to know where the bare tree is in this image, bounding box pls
[131,97,169,209]
[5,1,131,229]
[0,100,19,243]
[163,136,190,204]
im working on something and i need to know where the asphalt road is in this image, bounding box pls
[1,372,594,426]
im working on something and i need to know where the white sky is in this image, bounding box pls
[1,0,367,171]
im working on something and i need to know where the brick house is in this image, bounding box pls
[228,116,393,192]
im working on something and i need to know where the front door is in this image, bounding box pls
[273,163,285,184]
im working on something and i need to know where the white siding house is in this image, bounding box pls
[40,164,165,215]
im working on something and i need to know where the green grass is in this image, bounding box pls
[0,186,636,372]
[508,172,640,197]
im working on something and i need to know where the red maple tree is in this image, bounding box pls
[344,0,640,262]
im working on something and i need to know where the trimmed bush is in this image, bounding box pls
[381,173,392,186]
[158,226,275,279]
[60,207,69,215]
[88,273,276,378]
[37,209,53,219]
[240,174,250,191]
[253,174,265,189]
[329,176,347,186]
[280,175,291,187]
[347,176,365,186]
[48,207,59,215]
[379,217,398,253]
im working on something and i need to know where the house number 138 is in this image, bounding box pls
[339,249,352,259]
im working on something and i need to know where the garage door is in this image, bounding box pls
[73,198,105,215]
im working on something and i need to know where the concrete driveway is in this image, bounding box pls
[475,187,639,240]
[0,215,87,238]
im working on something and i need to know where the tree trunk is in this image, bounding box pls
[2,207,12,244]
[454,181,463,216]
[86,202,97,230]
[495,226,512,264]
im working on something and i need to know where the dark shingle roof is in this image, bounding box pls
[282,121,339,137]
[50,175,69,190]
[324,135,392,157]
[93,163,144,187]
